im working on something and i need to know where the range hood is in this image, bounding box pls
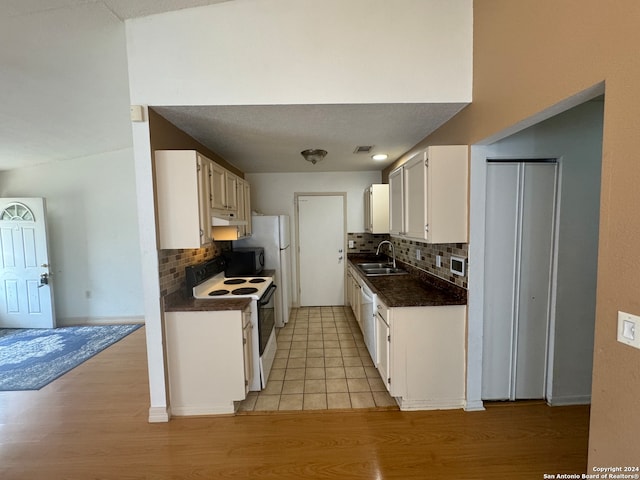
[211,214,247,226]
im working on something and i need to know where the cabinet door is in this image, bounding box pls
[425,145,469,243]
[376,312,390,391]
[403,152,428,240]
[364,186,372,232]
[370,184,389,234]
[389,168,404,235]
[155,150,211,249]
[242,309,254,395]
[225,172,238,211]
[210,162,227,210]
[236,178,247,237]
[197,155,212,246]
[243,181,252,236]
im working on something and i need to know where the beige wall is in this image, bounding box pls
[391,0,639,466]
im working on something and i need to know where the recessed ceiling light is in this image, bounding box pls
[372,154,388,161]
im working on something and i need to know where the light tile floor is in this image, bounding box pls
[237,306,399,413]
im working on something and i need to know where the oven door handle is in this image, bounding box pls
[259,284,278,306]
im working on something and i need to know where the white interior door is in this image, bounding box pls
[0,198,55,328]
[297,195,345,306]
[515,163,557,398]
[482,163,520,399]
[482,162,556,400]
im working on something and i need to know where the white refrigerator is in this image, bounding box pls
[234,214,292,327]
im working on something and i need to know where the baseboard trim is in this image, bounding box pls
[148,406,170,423]
[464,400,486,411]
[547,394,592,406]
[56,316,145,327]
[170,404,236,416]
[397,397,466,411]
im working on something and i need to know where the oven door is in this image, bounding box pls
[257,284,277,356]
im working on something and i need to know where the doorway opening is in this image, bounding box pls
[482,159,558,401]
[468,96,604,408]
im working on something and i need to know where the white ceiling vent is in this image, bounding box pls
[353,145,374,154]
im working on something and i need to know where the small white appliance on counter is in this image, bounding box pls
[233,214,292,327]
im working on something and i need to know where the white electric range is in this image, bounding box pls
[186,257,277,391]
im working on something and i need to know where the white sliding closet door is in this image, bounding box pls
[482,161,557,401]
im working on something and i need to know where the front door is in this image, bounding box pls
[0,198,55,328]
[297,195,345,306]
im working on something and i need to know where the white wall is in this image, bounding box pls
[246,170,381,304]
[125,0,472,105]
[483,100,604,404]
[247,171,381,231]
[125,0,472,419]
[0,149,144,324]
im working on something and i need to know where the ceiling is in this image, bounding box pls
[0,0,231,20]
[153,103,466,173]
[0,0,467,173]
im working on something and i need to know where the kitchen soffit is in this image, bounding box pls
[152,103,468,174]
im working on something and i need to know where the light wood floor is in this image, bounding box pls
[0,327,590,479]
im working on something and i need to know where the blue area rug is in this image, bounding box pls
[0,324,142,391]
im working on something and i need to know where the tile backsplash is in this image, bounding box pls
[159,236,467,297]
[347,232,468,289]
[346,232,391,253]
[158,241,231,296]
[391,238,468,289]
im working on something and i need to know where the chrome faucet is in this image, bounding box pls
[376,240,396,269]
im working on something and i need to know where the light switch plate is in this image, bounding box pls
[617,311,640,349]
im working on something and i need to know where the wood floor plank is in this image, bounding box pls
[0,327,589,479]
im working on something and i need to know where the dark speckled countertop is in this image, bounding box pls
[163,290,252,312]
[348,254,467,308]
[162,269,276,313]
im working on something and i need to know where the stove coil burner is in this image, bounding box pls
[249,278,266,283]
[208,289,230,296]
[232,287,259,295]
[224,278,246,285]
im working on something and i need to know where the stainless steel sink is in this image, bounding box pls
[357,262,394,269]
[357,265,408,276]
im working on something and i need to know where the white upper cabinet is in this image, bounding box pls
[155,150,212,249]
[389,167,404,236]
[364,184,389,234]
[225,172,238,212]
[388,145,468,244]
[235,178,252,239]
[210,162,227,211]
[211,163,239,215]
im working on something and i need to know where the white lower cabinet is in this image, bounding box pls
[350,266,467,410]
[386,304,466,410]
[347,266,362,329]
[164,307,250,416]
